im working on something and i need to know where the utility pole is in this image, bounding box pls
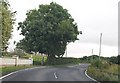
[91,49,93,62]
[99,33,102,60]
[92,49,93,55]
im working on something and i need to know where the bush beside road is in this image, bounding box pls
[87,61,119,82]
[31,54,80,66]
[33,55,47,65]
[45,57,80,65]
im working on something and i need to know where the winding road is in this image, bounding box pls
[2,64,97,82]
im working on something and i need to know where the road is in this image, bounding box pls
[2,64,97,82]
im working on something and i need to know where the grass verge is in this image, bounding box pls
[0,65,35,76]
[87,64,119,82]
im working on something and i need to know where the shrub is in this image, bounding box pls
[33,55,47,65]
[13,48,25,57]
[2,52,13,57]
[109,56,118,64]
[101,61,110,69]
[91,60,102,68]
[91,60,110,69]
[45,57,80,65]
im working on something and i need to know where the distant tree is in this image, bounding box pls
[92,55,99,59]
[0,0,15,52]
[82,56,88,60]
[17,2,80,60]
[109,56,118,64]
[13,48,25,57]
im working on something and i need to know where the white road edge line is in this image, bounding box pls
[54,72,58,79]
[0,70,18,80]
[0,66,45,80]
[85,69,99,82]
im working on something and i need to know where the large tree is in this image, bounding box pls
[0,0,15,52]
[17,2,80,58]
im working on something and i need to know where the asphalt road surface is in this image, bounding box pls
[2,64,97,82]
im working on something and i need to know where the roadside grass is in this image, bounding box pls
[102,64,118,74]
[1,65,34,76]
[87,64,119,82]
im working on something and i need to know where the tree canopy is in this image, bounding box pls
[17,2,80,58]
[0,0,15,51]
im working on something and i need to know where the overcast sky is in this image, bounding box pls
[8,0,119,58]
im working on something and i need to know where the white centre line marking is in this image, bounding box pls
[54,72,58,79]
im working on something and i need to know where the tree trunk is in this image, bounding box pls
[41,54,44,65]
[46,55,56,65]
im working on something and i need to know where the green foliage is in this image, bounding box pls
[0,0,15,51]
[17,2,79,58]
[87,63,119,82]
[13,48,25,57]
[45,57,80,65]
[20,53,31,59]
[104,64,118,74]
[80,55,119,65]
[109,56,118,64]
[81,55,119,82]
[80,55,100,63]
[2,51,12,57]
[91,59,110,69]
[91,60,102,68]
[32,55,47,65]
[32,54,80,66]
